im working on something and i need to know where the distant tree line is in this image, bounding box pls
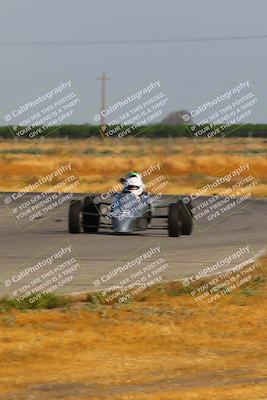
[0,124,266,139]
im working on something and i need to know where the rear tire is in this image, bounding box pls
[69,200,81,233]
[180,200,193,235]
[82,196,100,233]
[168,203,182,237]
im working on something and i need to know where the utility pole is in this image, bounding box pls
[97,72,110,130]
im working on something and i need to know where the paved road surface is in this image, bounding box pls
[0,193,266,299]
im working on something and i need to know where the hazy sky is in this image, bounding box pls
[0,0,267,124]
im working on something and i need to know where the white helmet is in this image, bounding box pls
[124,175,145,196]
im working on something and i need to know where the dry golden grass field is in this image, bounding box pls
[0,137,266,196]
[0,137,266,399]
[0,258,266,400]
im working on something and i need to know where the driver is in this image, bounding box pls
[122,171,146,197]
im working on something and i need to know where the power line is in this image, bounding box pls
[0,34,267,46]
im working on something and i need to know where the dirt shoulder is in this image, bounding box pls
[0,259,266,400]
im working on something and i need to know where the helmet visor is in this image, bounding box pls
[127,185,140,191]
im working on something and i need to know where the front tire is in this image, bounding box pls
[168,203,182,237]
[69,200,81,233]
[82,196,100,233]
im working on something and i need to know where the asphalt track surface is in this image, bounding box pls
[0,193,266,299]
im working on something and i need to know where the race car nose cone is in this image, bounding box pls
[112,217,134,234]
